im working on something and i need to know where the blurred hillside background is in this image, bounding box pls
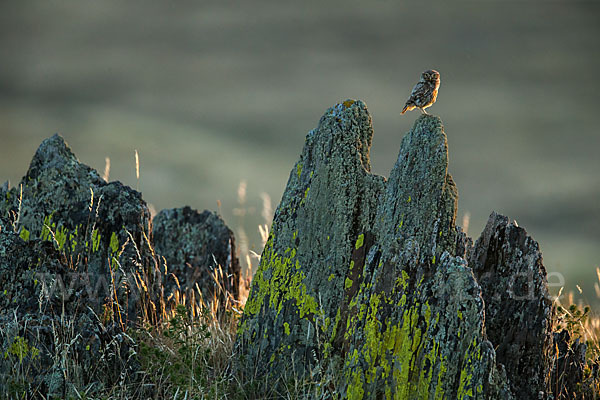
[1,1,598,302]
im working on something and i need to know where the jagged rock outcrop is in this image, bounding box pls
[0,134,158,322]
[236,100,385,379]
[0,134,160,397]
[0,229,139,397]
[0,134,240,397]
[153,206,241,308]
[470,212,554,398]
[235,100,559,399]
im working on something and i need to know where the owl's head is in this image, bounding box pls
[422,70,440,82]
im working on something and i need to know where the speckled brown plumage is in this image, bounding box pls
[401,69,440,115]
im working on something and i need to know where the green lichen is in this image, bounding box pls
[355,233,364,250]
[456,337,484,398]
[19,227,30,241]
[243,234,319,320]
[343,99,356,108]
[55,226,68,250]
[345,272,452,399]
[109,232,119,253]
[299,186,311,207]
[92,229,101,252]
[345,277,353,290]
[296,163,303,179]
[284,322,290,335]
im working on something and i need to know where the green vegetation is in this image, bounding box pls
[1,181,599,399]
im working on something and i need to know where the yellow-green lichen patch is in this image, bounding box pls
[395,269,410,292]
[296,163,303,179]
[355,233,364,250]
[284,322,291,335]
[40,213,57,242]
[343,99,356,108]
[345,277,353,290]
[299,187,311,206]
[456,337,484,399]
[243,234,319,321]
[345,285,450,399]
[328,308,342,349]
[19,228,30,241]
[92,229,101,252]
[328,273,335,282]
[109,232,119,253]
[55,226,68,250]
[347,369,365,400]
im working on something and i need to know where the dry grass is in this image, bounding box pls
[1,179,599,399]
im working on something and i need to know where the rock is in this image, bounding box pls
[0,133,243,397]
[0,134,168,398]
[235,100,557,399]
[340,114,511,399]
[470,212,554,398]
[0,229,138,398]
[152,206,241,309]
[236,99,385,378]
[550,329,598,399]
[0,134,159,322]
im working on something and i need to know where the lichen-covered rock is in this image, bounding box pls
[1,134,158,322]
[0,229,138,398]
[0,133,246,398]
[235,100,557,399]
[236,100,385,377]
[339,116,512,399]
[470,212,554,398]
[0,134,160,397]
[152,206,241,307]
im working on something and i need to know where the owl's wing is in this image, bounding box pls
[410,81,430,99]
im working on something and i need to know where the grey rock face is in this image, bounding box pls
[3,135,153,322]
[0,134,241,397]
[152,206,241,308]
[1,134,157,322]
[235,100,557,399]
[0,229,139,398]
[0,134,158,397]
[470,212,554,399]
[236,100,385,377]
[340,115,511,399]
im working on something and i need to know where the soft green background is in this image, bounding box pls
[1,1,598,301]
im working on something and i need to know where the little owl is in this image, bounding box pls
[401,69,440,115]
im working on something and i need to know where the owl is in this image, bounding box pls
[401,70,440,114]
